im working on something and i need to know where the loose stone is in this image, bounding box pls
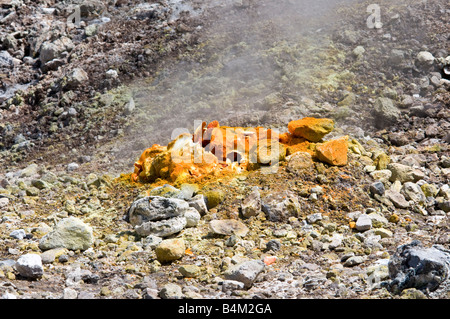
[15,254,44,279]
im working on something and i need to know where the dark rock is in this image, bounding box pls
[265,239,281,252]
[370,181,385,196]
[386,240,450,293]
[388,132,409,146]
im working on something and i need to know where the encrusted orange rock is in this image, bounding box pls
[160,133,220,183]
[132,121,284,184]
[287,117,334,142]
[278,132,314,157]
[193,121,281,164]
[132,144,167,182]
[315,136,349,166]
[131,117,345,184]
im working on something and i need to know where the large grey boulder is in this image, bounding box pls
[128,196,202,237]
[135,216,187,237]
[386,240,450,294]
[129,196,189,225]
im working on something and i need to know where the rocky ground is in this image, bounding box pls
[0,0,449,300]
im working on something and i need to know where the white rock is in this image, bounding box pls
[356,214,372,231]
[184,207,201,227]
[416,51,435,66]
[1,292,17,299]
[67,162,79,171]
[9,229,26,240]
[307,213,322,224]
[63,288,78,299]
[0,197,9,208]
[106,69,118,79]
[15,254,44,279]
[188,194,208,216]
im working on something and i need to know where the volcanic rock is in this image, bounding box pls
[373,97,401,128]
[415,51,435,70]
[241,186,261,218]
[65,68,89,89]
[38,217,94,251]
[286,151,313,173]
[373,153,391,170]
[287,117,334,142]
[15,254,44,279]
[159,283,184,299]
[188,194,208,216]
[135,215,187,237]
[128,196,189,225]
[315,136,349,166]
[387,240,450,293]
[402,182,426,204]
[203,190,225,209]
[128,196,195,237]
[209,219,249,237]
[224,260,265,289]
[155,238,186,263]
[384,189,410,209]
[355,214,372,231]
[261,191,301,222]
[184,207,201,227]
[370,181,385,196]
[39,37,74,65]
[388,163,424,183]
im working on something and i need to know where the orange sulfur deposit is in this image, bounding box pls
[131,117,348,184]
